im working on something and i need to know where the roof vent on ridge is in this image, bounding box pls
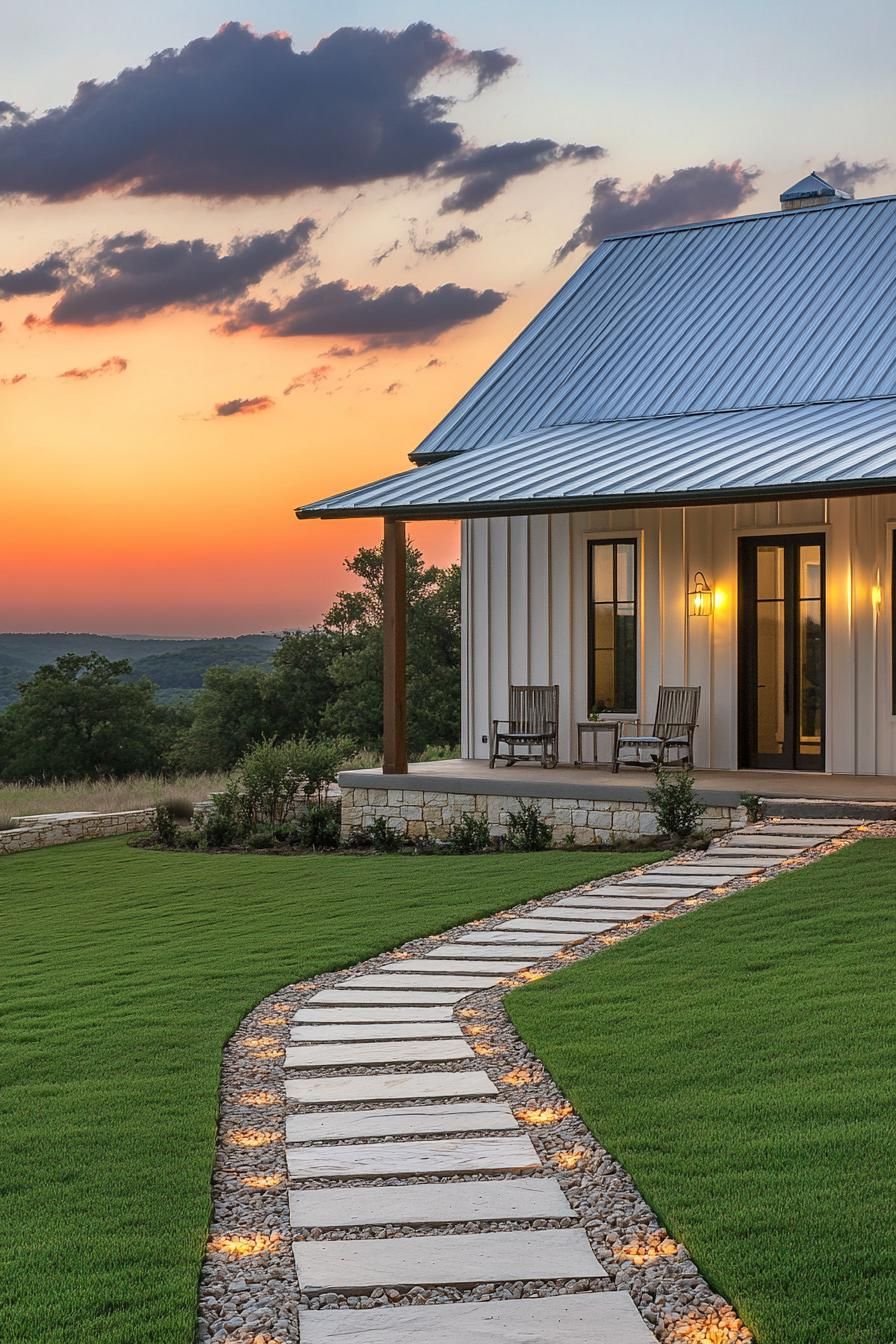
[780,171,852,211]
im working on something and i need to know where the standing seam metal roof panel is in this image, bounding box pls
[411,196,896,461]
[299,397,896,517]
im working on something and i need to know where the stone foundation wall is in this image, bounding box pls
[341,787,745,846]
[0,808,157,856]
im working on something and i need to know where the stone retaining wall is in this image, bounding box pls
[340,786,745,846]
[0,808,157,856]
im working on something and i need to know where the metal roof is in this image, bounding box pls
[298,396,896,519]
[410,194,896,462]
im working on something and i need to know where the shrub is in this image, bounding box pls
[506,799,553,851]
[150,803,179,847]
[740,792,763,823]
[236,738,305,828]
[160,795,194,821]
[202,779,250,847]
[415,744,460,762]
[366,816,402,853]
[447,811,491,854]
[647,768,707,841]
[295,801,341,850]
[248,828,275,849]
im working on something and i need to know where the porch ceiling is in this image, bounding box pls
[338,759,896,808]
[297,395,896,520]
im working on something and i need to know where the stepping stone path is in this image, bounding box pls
[221,813,854,1344]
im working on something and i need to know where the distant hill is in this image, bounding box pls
[0,633,281,708]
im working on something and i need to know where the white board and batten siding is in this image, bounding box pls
[460,493,896,776]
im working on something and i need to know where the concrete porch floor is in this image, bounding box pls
[339,758,896,808]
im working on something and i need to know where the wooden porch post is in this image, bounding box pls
[382,516,408,774]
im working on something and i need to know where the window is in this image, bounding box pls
[588,539,638,713]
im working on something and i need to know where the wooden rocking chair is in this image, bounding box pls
[613,685,700,772]
[490,684,559,769]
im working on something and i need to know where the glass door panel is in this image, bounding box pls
[739,536,825,770]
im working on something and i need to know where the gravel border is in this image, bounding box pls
[197,820,865,1344]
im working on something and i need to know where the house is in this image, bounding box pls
[298,176,896,842]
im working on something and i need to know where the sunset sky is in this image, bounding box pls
[2,1,894,635]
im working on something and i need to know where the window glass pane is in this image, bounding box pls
[756,545,784,601]
[593,649,615,708]
[616,543,635,603]
[756,597,785,756]
[592,545,613,603]
[593,603,615,648]
[799,545,821,600]
[799,597,823,753]
[614,610,637,711]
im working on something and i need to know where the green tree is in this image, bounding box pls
[318,540,461,753]
[0,653,172,781]
[268,627,338,740]
[170,665,273,772]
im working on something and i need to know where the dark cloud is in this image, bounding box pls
[384,381,403,394]
[223,277,505,347]
[0,22,516,201]
[0,253,69,297]
[0,371,27,385]
[16,220,314,326]
[59,355,128,379]
[820,156,889,194]
[555,160,761,263]
[215,395,274,417]
[506,210,532,224]
[438,139,604,212]
[410,225,481,256]
[283,365,331,395]
[319,344,358,358]
[418,356,445,370]
[371,239,400,266]
[0,102,28,126]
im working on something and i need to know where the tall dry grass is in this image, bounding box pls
[0,773,229,819]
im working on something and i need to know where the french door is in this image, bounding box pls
[738,535,825,770]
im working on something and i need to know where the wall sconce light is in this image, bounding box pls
[872,571,882,614]
[688,571,713,617]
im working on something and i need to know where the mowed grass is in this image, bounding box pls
[0,840,648,1344]
[506,838,896,1344]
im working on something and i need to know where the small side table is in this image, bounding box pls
[575,720,619,769]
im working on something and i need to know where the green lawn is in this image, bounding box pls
[507,838,896,1344]
[0,839,648,1344]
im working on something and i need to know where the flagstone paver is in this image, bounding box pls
[559,888,685,903]
[284,1038,474,1069]
[383,958,533,976]
[501,918,625,935]
[456,929,586,944]
[289,1021,465,1042]
[293,1005,459,1022]
[285,1070,498,1104]
[625,872,740,887]
[340,973,503,991]
[297,1293,654,1343]
[294,1228,606,1293]
[422,943,565,961]
[286,1135,541,1180]
[285,1100,519,1143]
[289,1175,575,1229]
[309,987,472,1005]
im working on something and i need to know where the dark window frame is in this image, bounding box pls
[587,538,639,715]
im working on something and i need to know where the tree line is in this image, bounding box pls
[0,542,460,782]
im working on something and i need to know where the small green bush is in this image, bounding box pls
[295,802,341,850]
[447,811,491,854]
[202,779,250,847]
[150,803,179,847]
[506,799,553,851]
[647,768,706,841]
[740,792,763,823]
[366,816,402,853]
[248,828,275,849]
